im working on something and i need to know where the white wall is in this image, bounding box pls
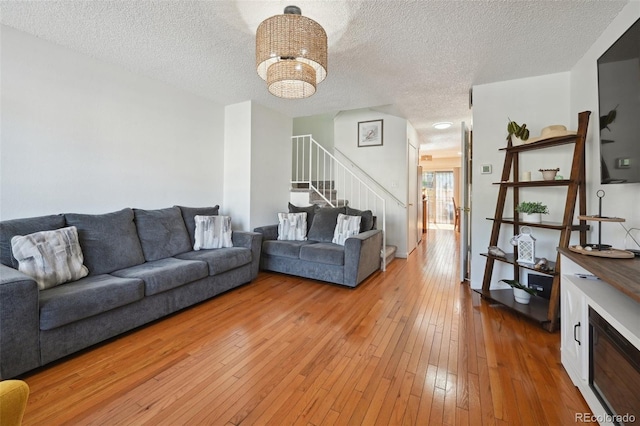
[223,102,253,227]
[223,101,292,231]
[0,26,225,219]
[421,157,461,171]
[292,113,334,183]
[334,109,409,256]
[250,102,293,229]
[293,113,334,149]
[470,73,572,289]
[570,2,640,250]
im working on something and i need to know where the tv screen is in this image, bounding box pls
[597,18,640,184]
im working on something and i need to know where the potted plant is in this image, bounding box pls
[516,201,548,223]
[500,279,537,304]
[539,168,560,181]
[507,119,530,145]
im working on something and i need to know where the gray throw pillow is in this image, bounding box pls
[193,215,233,249]
[307,206,347,243]
[332,214,362,246]
[288,203,319,233]
[134,207,192,261]
[277,212,307,241]
[345,207,375,232]
[65,208,145,275]
[176,205,220,246]
[11,226,89,289]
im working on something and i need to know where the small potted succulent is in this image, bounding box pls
[516,201,548,223]
[507,119,530,145]
[500,279,537,304]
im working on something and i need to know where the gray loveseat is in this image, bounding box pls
[0,205,261,379]
[254,205,382,288]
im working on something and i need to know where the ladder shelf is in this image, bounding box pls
[477,111,590,332]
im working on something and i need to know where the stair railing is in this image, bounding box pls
[292,135,387,271]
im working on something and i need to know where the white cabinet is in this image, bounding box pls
[560,275,587,386]
[559,253,640,426]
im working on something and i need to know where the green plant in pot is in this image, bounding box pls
[507,119,530,145]
[500,279,537,304]
[516,201,548,223]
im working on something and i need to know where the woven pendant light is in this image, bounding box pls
[256,5,327,99]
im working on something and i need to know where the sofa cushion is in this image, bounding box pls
[134,207,192,261]
[332,214,362,246]
[345,207,375,232]
[177,205,220,246]
[176,247,252,276]
[39,274,144,330]
[112,257,208,296]
[11,226,89,290]
[299,243,345,266]
[307,206,347,243]
[0,214,66,268]
[288,203,319,233]
[194,215,233,250]
[262,240,316,259]
[65,209,145,275]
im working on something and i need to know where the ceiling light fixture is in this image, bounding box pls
[433,122,453,130]
[256,6,328,99]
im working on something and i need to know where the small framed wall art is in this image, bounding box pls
[358,119,383,147]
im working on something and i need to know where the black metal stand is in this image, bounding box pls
[587,190,612,250]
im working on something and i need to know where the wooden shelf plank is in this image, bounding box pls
[499,135,578,152]
[577,215,625,223]
[480,253,557,275]
[473,288,550,324]
[493,179,572,187]
[486,218,590,232]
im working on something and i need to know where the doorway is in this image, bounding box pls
[423,171,455,227]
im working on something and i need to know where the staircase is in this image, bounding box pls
[291,135,396,269]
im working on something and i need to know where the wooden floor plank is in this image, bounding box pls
[17,229,590,425]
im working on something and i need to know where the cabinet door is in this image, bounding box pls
[561,277,588,384]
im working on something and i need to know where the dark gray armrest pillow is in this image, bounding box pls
[176,205,220,246]
[288,203,320,233]
[307,206,347,242]
[346,207,374,232]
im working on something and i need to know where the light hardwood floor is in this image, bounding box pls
[20,229,589,425]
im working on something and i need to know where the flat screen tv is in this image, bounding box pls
[597,18,640,184]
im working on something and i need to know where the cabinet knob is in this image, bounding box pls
[574,322,581,345]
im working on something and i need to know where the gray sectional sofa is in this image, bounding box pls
[254,205,383,288]
[0,205,262,379]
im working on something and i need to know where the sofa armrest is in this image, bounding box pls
[232,231,262,280]
[0,265,41,378]
[343,229,383,287]
[253,224,278,241]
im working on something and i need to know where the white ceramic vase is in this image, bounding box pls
[511,136,526,146]
[522,212,542,223]
[513,288,532,304]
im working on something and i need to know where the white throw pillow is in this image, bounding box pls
[277,212,307,241]
[193,215,233,250]
[332,214,362,246]
[11,226,89,290]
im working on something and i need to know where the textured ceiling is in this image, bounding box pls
[0,0,629,157]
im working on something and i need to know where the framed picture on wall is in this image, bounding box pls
[358,119,383,147]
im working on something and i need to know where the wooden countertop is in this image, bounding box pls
[558,247,640,304]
